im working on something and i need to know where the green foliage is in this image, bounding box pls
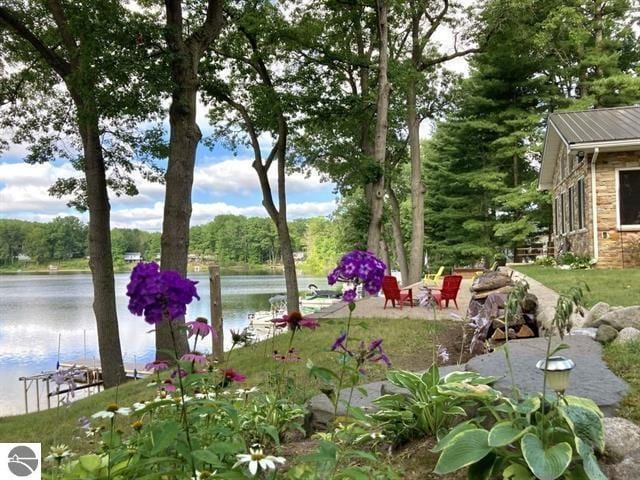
[373,366,496,442]
[558,253,594,270]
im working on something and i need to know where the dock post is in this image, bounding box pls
[35,379,40,411]
[23,378,28,414]
[46,378,51,409]
[209,264,224,361]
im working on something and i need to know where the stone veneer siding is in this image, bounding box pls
[551,148,640,268]
[594,151,640,268]
[552,147,593,259]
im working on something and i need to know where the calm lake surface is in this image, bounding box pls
[0,272,329,416]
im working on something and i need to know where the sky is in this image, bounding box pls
[0,17,469,231]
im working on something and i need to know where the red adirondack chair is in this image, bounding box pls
[431,275,463,309]
[382,276,413,309]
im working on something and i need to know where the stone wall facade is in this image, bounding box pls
[594,151,640,268]
[551,148,640,268]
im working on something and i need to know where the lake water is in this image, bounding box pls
[0,272,329,416]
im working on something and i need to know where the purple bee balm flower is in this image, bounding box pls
[162,379,176,392]
[186,317,214,338]
[145,360,169,372]
[272,311,319,331]
[171,367,188,378]
[342,288,357,303]
[126,262,199,324]
[223,368,246,383]
[181,352,207,365]
[331,332,348,351]
[326,250,386,296]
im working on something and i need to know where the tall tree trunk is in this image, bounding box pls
[407,76,425,284]
[367,0,390,256]
[387,187,409,283]
[157,74,199,360]
[278,217,300,312]
[76,106,126,388]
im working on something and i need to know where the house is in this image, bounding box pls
[539,106,640,268]
[123,252,142,262]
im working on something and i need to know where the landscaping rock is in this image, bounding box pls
[569,311,587,329]
[465,336,628,416]
[605,448,640,480]
[596,324,619,344]
[536,305,555,333]
[471,272,513,292]
[308,381,384,430]
[569,327,598,339]
[603,417,640,461]
[584,302,610,327]
[597,306,640,331]
[613,327,640,345]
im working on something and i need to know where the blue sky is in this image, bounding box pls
[0,133,338,230]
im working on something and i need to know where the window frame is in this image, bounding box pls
[616,167,640,231]
[561,192,566,234]
[568,186,574,232]
[577,177,585,230]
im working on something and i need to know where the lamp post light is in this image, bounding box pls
[536,356,576,394]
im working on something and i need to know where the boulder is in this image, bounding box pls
[605,448,640,480]
[471,272,513,292]
[569,311,587,329]
[584,302,610,327]
[521,293,538,314]
[613,327,640,345]
[569,327,598,339]
[597,306,640,331]
[536,306,556,334]
[604,417,640,461]
[596,324,618,344]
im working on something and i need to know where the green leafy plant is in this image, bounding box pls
[372,366,496,443]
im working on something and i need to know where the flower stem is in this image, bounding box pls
[333,306,354,418]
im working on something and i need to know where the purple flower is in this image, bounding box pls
[272,311,319,331]
[145,360,169,372]
[162,379,176,392]
[186,317,214,339]
[181,352,207,365]
[171,367,188,378]
[223,368,247,383]
[342,289,357,303]
[331,332,348,351]
[327,250,386,299]
[360,338,391,367]
[126,262,199,324]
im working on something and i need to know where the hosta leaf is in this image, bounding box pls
[559,404,605,451]
[503,463,535,479]
[433,420,477,452]
[468,452,497,480]
[520,433,571,480]
[434,428,491,474]
[515,396,541,415]
[488,422,532,447]
[575,437,607,480]
[563,396,603,418]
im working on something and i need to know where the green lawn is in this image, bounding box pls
[0,316,458,454]
[604,341,640,424]
[511,265,640,307]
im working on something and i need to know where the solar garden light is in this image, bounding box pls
[536,356,576,394]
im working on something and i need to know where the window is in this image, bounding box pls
[568,186,574,231]
[561,192,566,234]
[577,178,585,229]
[618,169,640,229]
[554,197,560,235]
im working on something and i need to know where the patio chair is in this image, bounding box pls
[382,275,413,309]
[423,266,444,286]
[431,275,463,310]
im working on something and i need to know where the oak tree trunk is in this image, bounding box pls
[387,187,409,283]
[367,0,390,256]
[407,77,425,284]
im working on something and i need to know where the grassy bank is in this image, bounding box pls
[604,341,640,424]
[0,316,461,454]
[511,265,640,307]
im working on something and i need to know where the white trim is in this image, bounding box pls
[550,121,570,150]
[571,139,640,150]
[591,148,600,263]
[615,166,640,231]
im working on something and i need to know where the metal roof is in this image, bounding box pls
[549,106,640,145]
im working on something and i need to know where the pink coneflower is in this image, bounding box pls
[181,351,208,365]
[223,368,247,383]
[145,360,170,372]
[186,317,215,339]
[272,311,319,331]
[162,379,176,392]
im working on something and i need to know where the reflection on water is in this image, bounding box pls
[0,272,328,416]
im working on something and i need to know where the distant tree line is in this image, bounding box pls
[0,214,355,273]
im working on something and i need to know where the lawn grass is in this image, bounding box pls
[0,316,461,454]
[603,340,640,425]
[511,265,640,307]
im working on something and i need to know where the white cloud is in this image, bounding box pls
[193,158,330,196]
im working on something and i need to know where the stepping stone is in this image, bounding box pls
[466,336,628,416]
